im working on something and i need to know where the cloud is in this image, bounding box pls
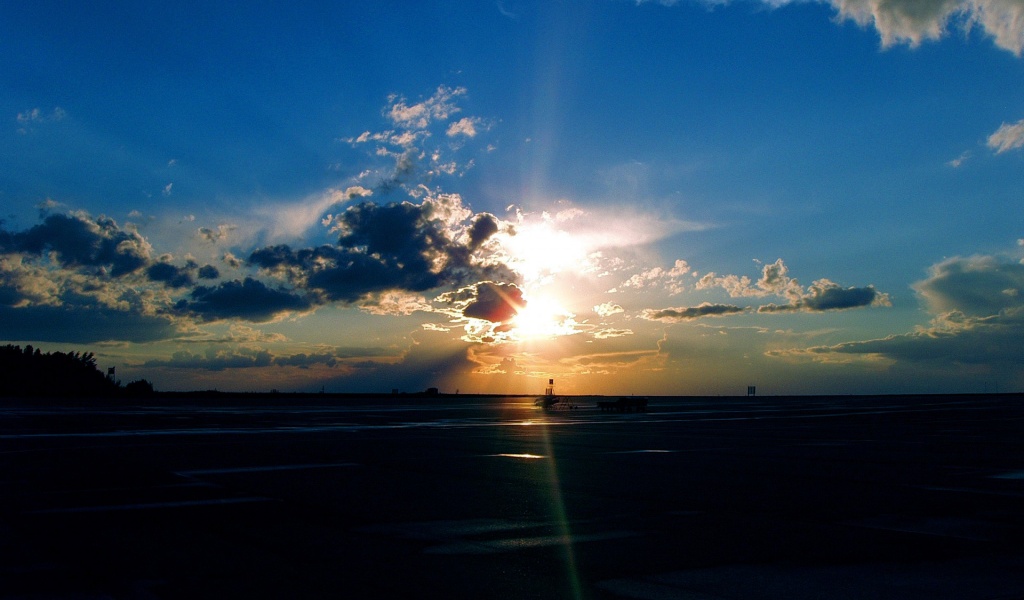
[387,85,467,129]
[695,258,890,312]
[637,0,1024,55]
[913,254,1024,316]
[642,302,746,322]
[594,302,625,317]
[773,251,1024,384]
[16,106,66,133]
[178,277,313,322]
[251,187,365,242]
[359,291,433,316]
[0,304,177,343]
[696,258,802,299]
[987,118,1024,153]
[757,279,891,312]
[434,281,528,344]
[462,282,525,322]
[146,260,196,288]
[773,308,1024,370]
[812,0,1024,54]
[948,150,972,167]
[346,86,492,193]
[447,117,482,138]
[144,348,274,371]
[197,224,236,243]
[619,260,692,295]
[467,214,500,251]
[250,194,515,304]
[2,213,151,276]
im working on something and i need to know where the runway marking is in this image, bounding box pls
[597,578,724,600]
[846,515,994,541]
[425,530,638,554]
[29,496,274,514]
[360,518,543,539]
[177,462,358,476]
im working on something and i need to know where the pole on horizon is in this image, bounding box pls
[747,385,756,397]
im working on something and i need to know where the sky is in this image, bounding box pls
[2,0,1024,396]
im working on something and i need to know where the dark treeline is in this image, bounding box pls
[0,344,154,398]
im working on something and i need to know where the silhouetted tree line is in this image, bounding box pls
[0,345,154,398]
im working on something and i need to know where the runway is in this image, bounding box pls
[1,394,1022,598]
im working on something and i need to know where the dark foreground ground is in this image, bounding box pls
[2,393,1023,599]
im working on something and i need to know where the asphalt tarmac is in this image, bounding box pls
[1,393,1023,599]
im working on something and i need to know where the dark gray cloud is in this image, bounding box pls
[147,260,221,288]
[787,309,1024,366]
[758,281,888,313]
[147,262,195,288]
[467,214,499,250]
[144,348,274,371]
[0,304,177,343]
[913,255,1024,317]
[642,302,745,322]
[272,352,339,368]
[1,213,148,276]
[178,277,313,322]
[144,345,399,371]
[144,348,354,371]
[197,264,220,279]
[462,282,524,322]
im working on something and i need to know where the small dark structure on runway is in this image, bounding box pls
[597,396,648,412]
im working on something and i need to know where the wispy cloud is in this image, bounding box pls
[15,106,66,134]
[948,150,972,168]
[987,118,1024,153]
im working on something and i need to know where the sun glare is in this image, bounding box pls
[502,222,589,283]
[511,295,577,339]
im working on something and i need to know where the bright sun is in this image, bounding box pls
[500,221,590,284]
[494,213,597,340]
[510,294,577,339]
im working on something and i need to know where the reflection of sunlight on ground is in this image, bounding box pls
[535,418,584,600]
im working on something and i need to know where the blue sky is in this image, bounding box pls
[3,0,1024,395]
